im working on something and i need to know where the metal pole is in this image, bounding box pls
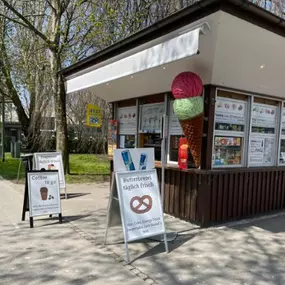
[1,94,5,162]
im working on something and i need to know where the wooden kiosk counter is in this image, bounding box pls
[61,0,285,226]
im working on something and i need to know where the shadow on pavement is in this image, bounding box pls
[61,192,90,199]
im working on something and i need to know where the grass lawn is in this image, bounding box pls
[0,153,110,184]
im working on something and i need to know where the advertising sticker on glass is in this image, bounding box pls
[215,98,246,132]
[251,103,277,134]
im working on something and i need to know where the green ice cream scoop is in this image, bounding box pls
[173,96,204,120]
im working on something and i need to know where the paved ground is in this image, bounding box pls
[2,179,285,284]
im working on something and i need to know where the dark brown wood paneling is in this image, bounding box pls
[222,174,229,220]
[216,174,224,222]
[253,172,264,213]
[185,173,191,220]
[164,169,170,214]
[211,174,218,222]
[260,171,266,213]
[277,171,283,209]
[117,99,136,107]
[169,171,175,215]
[174,171,181,217]
[228,173,234,219]
[238,172,244,217]
[180,172,186,218]
[266,171,276,211]
[190,174,198,221]
[241,172,247,216]
[232,173,239,219]
[109,160,285,227]
[281,171,285,206]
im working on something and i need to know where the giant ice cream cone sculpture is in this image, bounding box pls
[171,72,204,168]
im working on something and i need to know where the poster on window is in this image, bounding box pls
[140,103,164,133]
[215,98,246,127]
[117,106,137,134]
[281,109,285,135]
[169,101,182,135]
[252,103,277,129]
[249,138,264,164]
[249,136,275,165]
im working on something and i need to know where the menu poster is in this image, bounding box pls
[169,101,182,135]
[140,103,164,133]
[249,136,275,165]
[215,98,246,126]
[117,106,137,135]
[249,138,264,164]
[281,109,285,135]
[264,138,275,164]
[252,103,277,129]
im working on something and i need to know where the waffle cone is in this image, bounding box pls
[180,114,204,168]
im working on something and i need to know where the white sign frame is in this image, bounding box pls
[116,169,166,242]
[33,152,67,199]
[27,171,62,218]
[105,169,168,263]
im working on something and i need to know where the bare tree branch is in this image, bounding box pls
[0,0,53,46]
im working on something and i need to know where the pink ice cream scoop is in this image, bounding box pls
[171,71,203,99]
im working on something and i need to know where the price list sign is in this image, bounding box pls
[27,171,62,217]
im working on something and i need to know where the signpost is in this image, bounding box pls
[105,148,168,263]
[86,104,102,127]
[33,152,67,199]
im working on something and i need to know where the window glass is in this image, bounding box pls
[215,98,246,132]
[213,136,243,166]
[251,103,277,134]
[117,106,137,135]
[119,135,135,148]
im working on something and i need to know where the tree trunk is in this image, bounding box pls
[50,51,69,173]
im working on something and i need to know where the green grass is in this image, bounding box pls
[0,153,110,184]
[67,154,110,183]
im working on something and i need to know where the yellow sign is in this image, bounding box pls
[86,104,102,127]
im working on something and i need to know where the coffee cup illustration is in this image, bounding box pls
[40,187,48,200]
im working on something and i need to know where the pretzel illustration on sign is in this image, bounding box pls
[130,195,152,214]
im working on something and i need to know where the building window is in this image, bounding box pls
[139,102,164,161]
[117,106,137,149]
[279,105,285,165]
[213,92,248,168]
[248,99,279,167]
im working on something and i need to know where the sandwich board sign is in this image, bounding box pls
[33,152,67,199]
[26,170,62,228]
[105,148,168,263]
